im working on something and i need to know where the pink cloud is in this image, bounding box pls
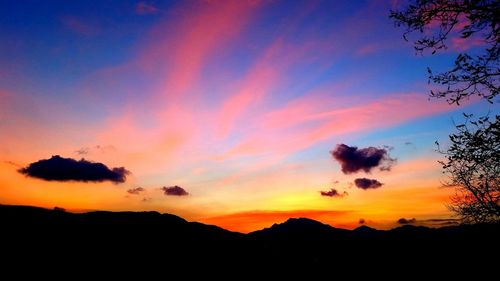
[214,32,345,140]
[71,0,456,194]
[451,37,484,51]
[356,42,383,56]
[80,1,264,173]
[60,16,98,36]
[426,14,484,52]
[135,2,159,15]
[136,1,263,100]
[354,40,402,57]
[217,92,451,160]
[215,39,286,138]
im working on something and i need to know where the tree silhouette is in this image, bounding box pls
[390,0,499,222]
[437,114,500,222]
[390,0,499,105]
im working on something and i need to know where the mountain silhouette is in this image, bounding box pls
[250,217,349,237]
[352,224,380,237]
[1,204,498,275]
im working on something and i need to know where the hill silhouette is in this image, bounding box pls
[1,204,498,275]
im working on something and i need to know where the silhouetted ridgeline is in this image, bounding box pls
[1,204,498,275]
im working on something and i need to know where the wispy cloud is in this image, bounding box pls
[135,2,159,15]
[127,187,145,195]
[60,16,99,36]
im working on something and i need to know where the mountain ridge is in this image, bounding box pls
[0,203,488,233]
[1,203,499,272]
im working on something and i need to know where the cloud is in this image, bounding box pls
[75,147,89,155]
[3,161,21,168]
[19,155,129,183]
[135,2,159,15]
[421,218,459,226]
[127,187,145,195]
[404,141,417,149]
[354,178,383,190]
[60,16,98,36]
[397,218,417,225]
[330,144,396,174]
[320,188,348,198]
[75,145,116,156]
[359,218,365,224]
[161,185,189,196]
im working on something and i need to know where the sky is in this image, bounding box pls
[0,0,495,233]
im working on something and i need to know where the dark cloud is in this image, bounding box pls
[320,188,348,198]
[127,187,145,195]
[330,144,396,174]
[19,155,129,183]
[404,142,413,146]
[397,218,417,225]
[359,218,366,224]
[354,178,383,190]
[161,185,189,196]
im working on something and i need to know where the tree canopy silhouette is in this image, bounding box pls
[390,0,500,222]
[437,114,500,222]
[390,0,499,105]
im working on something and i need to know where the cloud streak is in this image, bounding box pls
[60,16,98,36]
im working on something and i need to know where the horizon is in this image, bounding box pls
[0,0,495,233]
[0,203,460,233]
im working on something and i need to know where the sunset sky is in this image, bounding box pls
[0,0,494,232]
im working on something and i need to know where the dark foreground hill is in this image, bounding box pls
[1,204,498,275]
